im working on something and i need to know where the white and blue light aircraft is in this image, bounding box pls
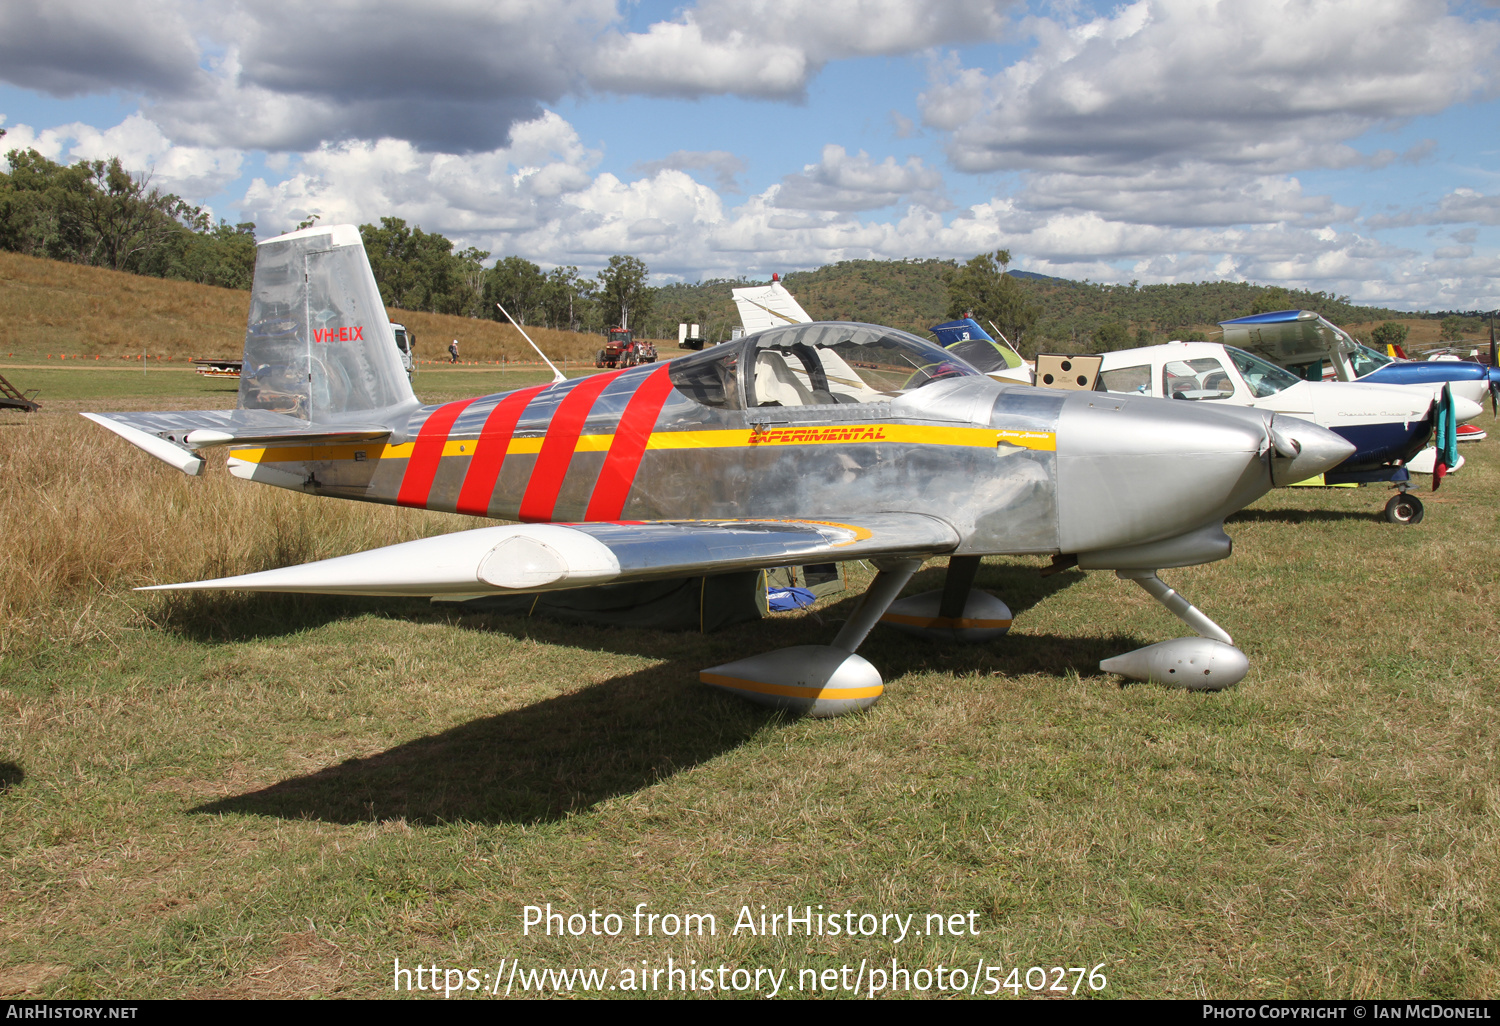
[1095,340,1473,524]
[1220,309,1500,414]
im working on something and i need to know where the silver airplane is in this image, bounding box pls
[82,225,1353,715]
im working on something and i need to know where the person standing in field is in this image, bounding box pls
[448,339,459,363]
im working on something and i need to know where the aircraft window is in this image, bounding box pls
[1225,347,1301,398]
[1162,358,1237,401]
[745,322,977,406]
[1099,364,1151,395]
[1349,344,1395,378]
[669,345,743,409]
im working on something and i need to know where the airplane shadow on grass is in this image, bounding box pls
[194,658,788,826]
[187,565,1125,826]
[1227,507,1384,525]
[192,630,1134,828]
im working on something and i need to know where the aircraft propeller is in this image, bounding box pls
[1490,313,1498,419]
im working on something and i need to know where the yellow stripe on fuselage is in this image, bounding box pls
[229,424,1054,464]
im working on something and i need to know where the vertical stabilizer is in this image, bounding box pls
[239,224,417,422]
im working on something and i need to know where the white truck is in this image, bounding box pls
[391,323,415,380]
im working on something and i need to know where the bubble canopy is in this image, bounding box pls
[669,322,981,410]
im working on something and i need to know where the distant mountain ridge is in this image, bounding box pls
[1004,269,1075,286]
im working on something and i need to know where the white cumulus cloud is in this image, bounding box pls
[925,0,1499,175]
[590,0,1016,99]
[773,145,946,212]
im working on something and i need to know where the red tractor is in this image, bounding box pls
[595,327,658,368]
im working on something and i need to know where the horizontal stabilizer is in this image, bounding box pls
[81,409,392,473]
[140,514,959,598]
[183,425,391,448]
[81,413,206,476]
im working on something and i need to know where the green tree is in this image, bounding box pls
[1250,287,1293,315]
[944,249,1039,350]
[598,255,652,330]
[1371,322,1410,350]
[156,219,258,289]
[1440,315,1465,341]
[67,158,188,271]
[1093,321,1130,351]
[1,148,110,262]
[452,246,490,318]
[486,256,547,325]
[361,218,422,308]
[359,218,468,313]
[0,148,239,281]
[541,265,592,330]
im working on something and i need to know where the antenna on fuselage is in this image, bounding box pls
[495,301,567,385]
[985,318,1014,348]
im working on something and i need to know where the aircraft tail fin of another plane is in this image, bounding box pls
[732,281,812,333]
[930,318,1033,384]
[237,223,418,424]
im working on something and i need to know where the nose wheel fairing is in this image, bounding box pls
[1098,571,1249,689]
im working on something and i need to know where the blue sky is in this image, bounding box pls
[2,0,1498,309]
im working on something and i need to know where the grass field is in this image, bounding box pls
[1,370,1498,1000]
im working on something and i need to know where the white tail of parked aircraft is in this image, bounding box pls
[732,278,811,333]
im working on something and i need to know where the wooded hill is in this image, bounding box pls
[649,258,1429,354]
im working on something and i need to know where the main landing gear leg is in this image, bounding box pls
[1099,570,1249,690]
[878,554,1014,643]
[700,557,924,717]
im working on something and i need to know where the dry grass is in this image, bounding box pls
[0,399,486,655]
[1,383,1498,1000]
[0,251,669,366]
[1342,320,1458,347]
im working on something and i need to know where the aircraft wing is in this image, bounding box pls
[1219,310,1354,370]
[139,513,961,598]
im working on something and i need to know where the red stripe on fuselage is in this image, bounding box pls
[454,383,550,516]
[517,370,624,522]
[395,398,475,508]
[584,363,674,520]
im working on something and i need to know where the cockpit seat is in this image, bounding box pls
[755,351,819,407]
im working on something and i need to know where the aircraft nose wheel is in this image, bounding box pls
[1384,492,1424,525]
